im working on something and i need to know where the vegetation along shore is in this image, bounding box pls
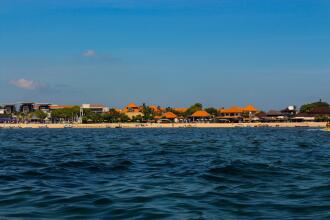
[0,100,329,128]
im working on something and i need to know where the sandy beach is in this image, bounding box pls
[0,122,327,129]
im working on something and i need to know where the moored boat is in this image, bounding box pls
[64,124,73,128]
[324,122,330,131]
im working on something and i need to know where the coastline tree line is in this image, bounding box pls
[1,101,329,123]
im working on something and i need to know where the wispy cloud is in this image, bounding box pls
[82,49,97,57]
[80,49,117,63]
[10,78,44,90]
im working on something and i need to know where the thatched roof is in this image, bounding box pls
[192,110,210,117]
[163,112,177,119]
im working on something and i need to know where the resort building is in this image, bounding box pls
[308,106,330,116]
[123,103,140,113]
[0,104,16,114]
[292,113,315,122]
[33,103,52,113]
[125,111,144,120]
[19,102,35,114]
[149,105,162,114]
[281,106,297,117]
[218,105,259,122]
[190,110,211,122]
[294,106,330,121]
[81,104,109,114]
[161,112,178,122]
[265,110,286,122]
[122,103,144,119]
[244,104,258,114]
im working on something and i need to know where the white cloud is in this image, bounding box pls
[10,79,43,90]
[82,50,97,57]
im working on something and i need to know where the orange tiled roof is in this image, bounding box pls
[123,103,140,113]
[149,105,161,112]
[220,106,244,114]
[126,103,138,108]
[243,104,258,112]
[162,112,177,119]
[192,110,210,117]
[174,108,188,113]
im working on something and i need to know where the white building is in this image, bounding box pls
[81,104,109,114]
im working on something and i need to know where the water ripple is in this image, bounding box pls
[0,128,330,219]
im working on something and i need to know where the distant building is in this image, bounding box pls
[265,110,286,121]
[161,112,178,122]
[81,104,109,114]
[309,106,330,116]
[19,102,35,114]
[281,106,297,118]
[4,104,16,114]
[190,110,211,122]
[218,105,258,122]
[122,103,144,119]
[123,103,140,113]
[292,113,315,122]
[0,104,16,114]
[149,105,162,114]
[34,103,52,113]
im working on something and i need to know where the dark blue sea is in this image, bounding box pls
[0,128,330,219]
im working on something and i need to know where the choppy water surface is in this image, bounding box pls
[0,128,330,219]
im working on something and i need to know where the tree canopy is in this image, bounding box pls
[186,103,203,116]
[141,103,154,120]
[205,107,218,116]
[33,110,48,120]
[51,106,80,122]
[300,101,329,113]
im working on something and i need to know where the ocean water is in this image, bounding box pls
[0,128,329,219]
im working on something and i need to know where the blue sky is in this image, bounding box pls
[0,0,329,110]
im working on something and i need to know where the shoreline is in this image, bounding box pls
[0,122,327,129]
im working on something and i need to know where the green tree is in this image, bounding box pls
[300,101,329,113]
[315,115,329,122]
[186,103,203,116]
[101,109,129,123]
[33,110,48,120]
[141,103,154,121]
[51,106,80,122]
[205,107,218,116]
[132,115,143,122]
